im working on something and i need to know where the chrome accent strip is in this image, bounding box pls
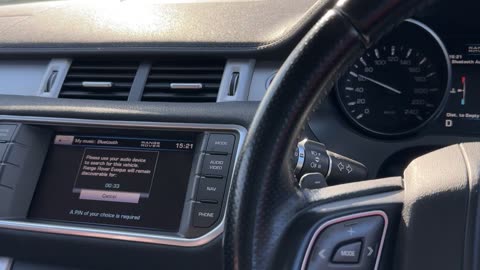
[295,139,307,175]
[0,258,12,270]
[82,81,113,88]
[0,115,247,247]
[170,83,203,89]
[325,152,333,179]
[300,210,389,270]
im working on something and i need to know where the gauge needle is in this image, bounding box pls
[358,74,403,94]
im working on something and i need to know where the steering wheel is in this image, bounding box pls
[224,0,479,269]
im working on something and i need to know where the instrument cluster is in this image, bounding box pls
[336,16,480,138]
[336,20,451,137]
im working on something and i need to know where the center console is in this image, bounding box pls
[0,116,245,246]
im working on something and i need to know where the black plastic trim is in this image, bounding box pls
[0,95,258,128]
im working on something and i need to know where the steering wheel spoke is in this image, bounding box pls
[273,177,404,270]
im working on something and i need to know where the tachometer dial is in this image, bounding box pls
[336,19,451,136]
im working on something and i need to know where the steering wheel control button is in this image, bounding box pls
[332,241,362,264]
[192,203,221,228]
[196,177,226,203]
[206,134,235,154]
[202,154,231,177]
[304,212,387,270]
[0,125,17,142]
[299,173,327,189]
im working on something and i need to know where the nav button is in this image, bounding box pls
[192,203,221,228]
[197,178,226,203]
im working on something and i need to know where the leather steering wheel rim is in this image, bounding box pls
[224,0,436,269]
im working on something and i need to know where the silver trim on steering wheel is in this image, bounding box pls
[295,139,307,175]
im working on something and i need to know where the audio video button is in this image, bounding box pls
[202,154,231,177]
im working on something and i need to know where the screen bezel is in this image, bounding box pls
[0,115,245,247]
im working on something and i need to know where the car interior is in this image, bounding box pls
[0,0,478,269]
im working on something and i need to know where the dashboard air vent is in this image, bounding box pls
[142,60,225,102]
[59,60,139,100]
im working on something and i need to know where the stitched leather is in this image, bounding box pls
[225,0,433,269]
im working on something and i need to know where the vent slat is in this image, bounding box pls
[142,92,218,102]
[142,60,225,103]
[62,82,132,88]
[59,60,137,100]
[60,91,129,100]
[69,66,138,71]
[150,66,224,71]
[147,74,223,80]
[66,74,136,79]
[144,82,220,90]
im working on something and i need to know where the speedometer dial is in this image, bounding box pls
[336,20,451,136]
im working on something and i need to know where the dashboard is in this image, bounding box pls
[0,0,479,269]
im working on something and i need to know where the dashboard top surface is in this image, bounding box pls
[0,0,320,52]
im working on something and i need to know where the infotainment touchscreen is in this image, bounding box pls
[29,133,197,232]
